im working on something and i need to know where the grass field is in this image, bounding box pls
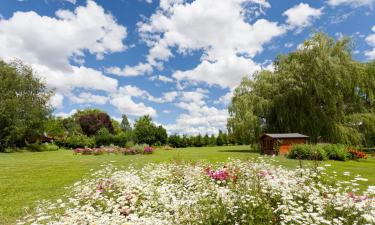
[1,145,374,224]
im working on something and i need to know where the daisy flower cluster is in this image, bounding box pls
[19,159,375,225]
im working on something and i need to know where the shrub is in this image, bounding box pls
[133,144,148,154]
[288,144,327,161]
[27,142,59,152]
[66,135,95,148]
[323,144,350,161]
[347,148,367,160]
[287,144,311,159]
[112,131,132,147]
[143,146,154,154]
[95,128,115,147]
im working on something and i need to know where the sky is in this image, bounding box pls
[0,0,374,135]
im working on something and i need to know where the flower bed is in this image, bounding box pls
[73,145,154,155]
[19,159,375,225]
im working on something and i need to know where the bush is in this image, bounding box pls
[347,148,367,160]
[133,144,149,154]
[287,144,327,161]
[95,128,115,147]
[323,144,349,161]
[65,135,95,148]
[27,142,59,152]
[112,131,132,147]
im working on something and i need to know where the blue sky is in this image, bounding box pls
[1,0,374,134]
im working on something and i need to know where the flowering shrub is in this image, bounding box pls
[73,146,154,156]
[348,148,368,159]
[288,144,368,161]
[143,146,154,154]
[19,159,375,225]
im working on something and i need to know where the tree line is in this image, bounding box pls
[228,33,375,147]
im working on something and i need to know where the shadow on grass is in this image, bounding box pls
[218,149,259,154]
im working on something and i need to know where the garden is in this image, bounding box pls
[1,146,375,225]
[1,33,375,224]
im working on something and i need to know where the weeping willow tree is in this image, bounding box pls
[228,33,375,145]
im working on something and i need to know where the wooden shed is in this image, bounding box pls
[260,133,309,155]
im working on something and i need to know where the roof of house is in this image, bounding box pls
[261,133,309,139]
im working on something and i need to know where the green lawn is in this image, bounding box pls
[1,146,374,224]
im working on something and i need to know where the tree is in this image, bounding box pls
[0,60,52,150]
[120,114,132,132]
[168,134,181,148]
[228,33,374,145]
[155,125,168,145]
[133,115,168,145]
[203,134,210,146]
[78,112,114,136]
[216,130,224,146]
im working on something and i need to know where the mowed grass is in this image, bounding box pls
[1,145,374,224]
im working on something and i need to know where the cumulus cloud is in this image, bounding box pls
[0,1,126,71]
[55,109,77,118]
[283,3,322,32]
[136,0,283,88]
[327,0,374,7]
[173,55,260,88]
[365,26,375,59]
[0,0,126,110]
[106,62,153,77]
[69,92,109,105]
[164,88,228,135]
[108,85,179,117]
[49,93,64,109]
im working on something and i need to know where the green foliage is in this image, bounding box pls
[44,117,66,137]
[27,142,59,152]
[112,131,133,147]
[323,144,350,161]
[216,130,225,146]
[0,60,52,151]
[95,128,115,147]
[133,115,167,145]
[65,135,95,148]
[228,33,375,146]
[111,119,122,135]
[120,114,132,132]
[155,125,168,145]
[288,144,327,161]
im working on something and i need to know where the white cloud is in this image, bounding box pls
[283,3,322,32]
[33,64,118,94]
[173,55,260,88]
[106,62,153,77]
[214,91,233,105]
[137,0,283,88]
[157,75,174,83]
[64,0,76,4]
[148,91,178,103]
[49,93,64,109]
[327,0,374,7]
[165,89,228,135]
[69,92,109,105]
[365,26,375,59]
[284,42,294,48]
[110,87,157,117]
[0,1,126,110]
[0,1,127,71]
[54,109,77,118]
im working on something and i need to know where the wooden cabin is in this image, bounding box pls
[260,133,308,155]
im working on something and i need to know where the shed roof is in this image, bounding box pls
[261,133,309,139]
